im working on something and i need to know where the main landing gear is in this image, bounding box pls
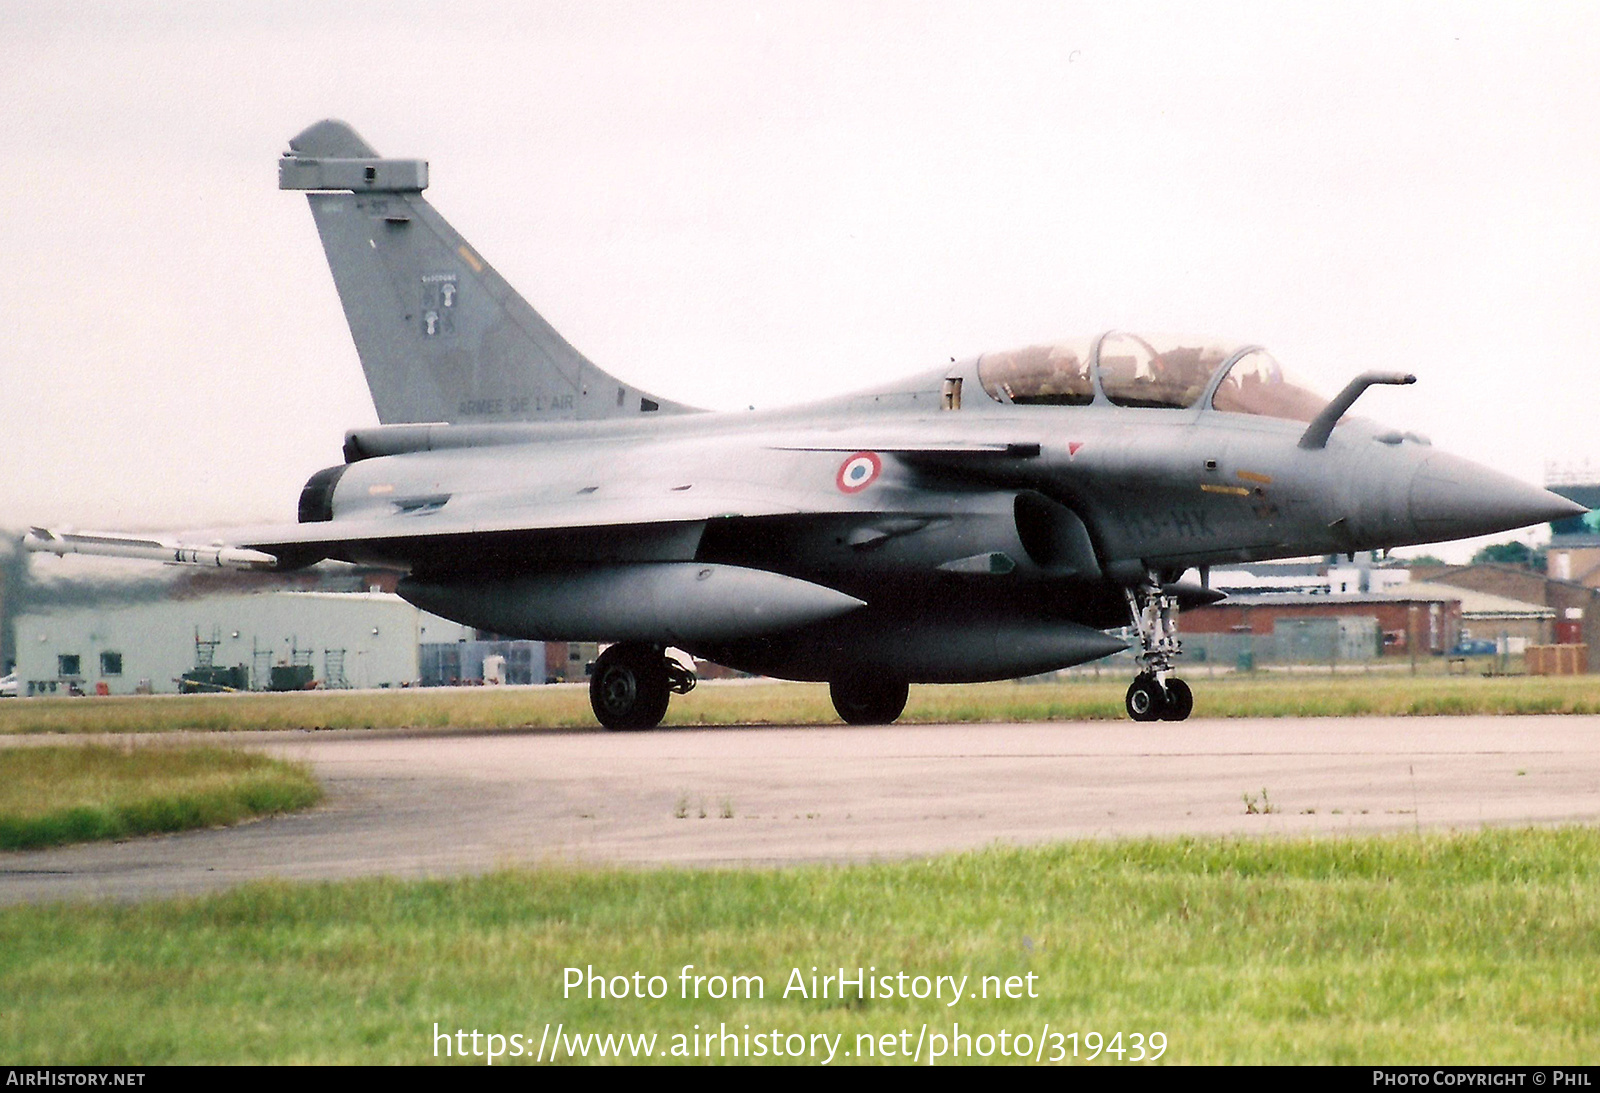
[829,676,910,725]
[1123,576,1194,722]
[589,642,696,730]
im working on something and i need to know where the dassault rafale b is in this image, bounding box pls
[27,121,1584,728]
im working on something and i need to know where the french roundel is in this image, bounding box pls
[836,451,882,493]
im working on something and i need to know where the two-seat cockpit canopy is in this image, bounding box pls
[977,333,1328,423]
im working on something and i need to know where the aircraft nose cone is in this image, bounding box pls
[1409,452,1586,540]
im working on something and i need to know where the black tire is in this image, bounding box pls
[1160,678,1194,722]
[829,677,910,725]
[1125,674,1166,722]
[589,643,671,730]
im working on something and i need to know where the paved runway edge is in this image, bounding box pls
[3,715,1598,903]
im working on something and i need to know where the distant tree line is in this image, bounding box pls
[1398,542,1547,573]
[1469,541,1547,572]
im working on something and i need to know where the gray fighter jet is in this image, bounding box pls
[27,121,1584,728]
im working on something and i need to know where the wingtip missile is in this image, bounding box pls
[23,528,278,571]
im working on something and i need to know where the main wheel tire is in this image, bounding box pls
[1160,678,1194,721]
[1125,674,1166,722]
[829,677,910,725]
[589,643,671,730]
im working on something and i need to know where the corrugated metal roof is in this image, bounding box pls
[1209,584,1551,618]
[1385,582,1554,619]
[1207,589,1457,607]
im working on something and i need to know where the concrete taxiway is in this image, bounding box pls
[3,716,1599,904]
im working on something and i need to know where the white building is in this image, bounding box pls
[1210,556,1413,597]
[15,591,473,696]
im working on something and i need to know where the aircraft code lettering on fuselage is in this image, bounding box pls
[1121,508,1214,541]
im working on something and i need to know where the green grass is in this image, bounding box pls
[6,672,1600,735]
[1,828,1598,1063]
[0,745,322,850]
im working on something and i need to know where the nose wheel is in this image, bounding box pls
[1125,673,1193,722]
[1123,574,1194,722]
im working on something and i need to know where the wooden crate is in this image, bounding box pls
[1526,644,1588,676]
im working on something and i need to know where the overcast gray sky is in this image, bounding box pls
[3,1,1597,563]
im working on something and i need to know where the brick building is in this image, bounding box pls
[1389,581,1554,649]
[1184,589,1463,658]
[1410,562,1600,671]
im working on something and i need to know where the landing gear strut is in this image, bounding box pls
[1123,575,1193,722]
[589,643,696,730]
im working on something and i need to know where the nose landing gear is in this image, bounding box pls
[1123,576,1194,722]
[1125,672,1193,722]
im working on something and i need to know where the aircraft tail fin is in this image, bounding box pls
[280,120,695,425]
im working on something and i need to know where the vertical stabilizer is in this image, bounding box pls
[281,120,696,424]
